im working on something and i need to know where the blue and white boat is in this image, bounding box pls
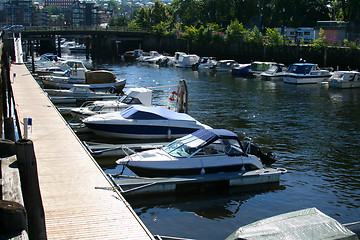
[283,63,332,84]
[83,105,210,139]
[116,128,283,177]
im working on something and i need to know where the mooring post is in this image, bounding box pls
[0,200,28,236]
[4,117,16,141]
[57,36,61,58]
[16,139,47,240]
[30,41,35,73]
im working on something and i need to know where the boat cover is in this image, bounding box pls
[176,129,240,148]
[226,208,359,240]
[120,105,197,121]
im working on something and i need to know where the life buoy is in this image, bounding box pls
[169,91,178,101]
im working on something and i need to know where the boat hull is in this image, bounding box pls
[283,74,331,84]
[41,78,126,93]
[85,122,204,139]
[126,163,263,177]
[328,80,360,88]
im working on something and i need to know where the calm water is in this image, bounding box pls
[80,56,360,239]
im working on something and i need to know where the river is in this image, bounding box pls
[73,54,360,239]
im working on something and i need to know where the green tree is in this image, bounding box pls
[134,1,173,29]
[43,5,61,15]
[135,7,152,29]
[152,21,170,37]
[246,26,264,46]
[264,27,283,46]
[127,21,141,31]
[310,28,326,52]
[107,0,120,15]
[181,25,200,43]
[225,19,248,43]
[171,0,204,27]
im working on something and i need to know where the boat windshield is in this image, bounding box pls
[288,65,313,74]
[119,95,141,104]
[163,137,244,158]
[265,65,278,73]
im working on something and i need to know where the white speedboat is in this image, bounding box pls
[70,87,152,121]
[196,57,217,71]
[137,51,161,62]
[248,61,276,78]
[41,69,126,93]
[328,71,360,88]
[260,63,288,81]
[83,105,210,139]
[175,54,200,68]
[44,85,118,103]
[124,49,144,61]
[213,60,239,73]
[116,128,280,177]
[283,63,332,84]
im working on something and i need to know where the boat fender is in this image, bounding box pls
[167,128,172,139]
[169,91,178,101]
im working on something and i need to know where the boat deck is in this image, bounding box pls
[10,64,154,239]
[110,168,287,197]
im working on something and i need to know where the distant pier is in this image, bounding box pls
[8,63,154,239]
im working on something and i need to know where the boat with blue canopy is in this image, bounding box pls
[83,105,210,139]
[116,128,282,177]
[283,63,332,84]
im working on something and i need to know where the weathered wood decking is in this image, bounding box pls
[10,64,154,239]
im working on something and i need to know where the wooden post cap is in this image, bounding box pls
[0,200,27,234]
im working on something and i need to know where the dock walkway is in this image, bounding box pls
[10,64,154,239]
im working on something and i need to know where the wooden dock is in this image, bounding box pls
[10,64,154,239]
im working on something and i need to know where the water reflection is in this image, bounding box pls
[129,182,285,220]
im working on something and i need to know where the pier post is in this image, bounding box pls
[0,200,27,235]
[30,41,35,73]
[16,139,47,240]
[86,36,90,60]
[4,117,16,141]
[57,36,61,58]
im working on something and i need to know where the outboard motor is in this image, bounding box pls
[243,141,277,166]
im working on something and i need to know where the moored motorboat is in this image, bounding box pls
[231,63,251,77]
[213,60,239,73]
[260,63,288,81]
[248,61,276,78]
[44,84,119,103]
[70,87,152,121]
[194,57,217,71]
[124,49,144,61]
[328,70,360,88]
[283,63,332,84]
[175,54,200,68]
[116,128,280,178]
[83,105,210,139]
[41,69,126,93]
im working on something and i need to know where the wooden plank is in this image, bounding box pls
[10,64,154,240]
